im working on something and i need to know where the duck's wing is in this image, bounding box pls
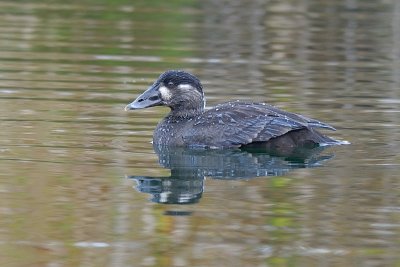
[183,101,335,148]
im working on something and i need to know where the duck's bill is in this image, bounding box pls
[125,84,162,110]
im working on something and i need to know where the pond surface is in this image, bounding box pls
[1,0,399,266]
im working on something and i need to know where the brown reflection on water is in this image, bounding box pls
[0,0,400,267]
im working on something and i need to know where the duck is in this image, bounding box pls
[125,70,340,151]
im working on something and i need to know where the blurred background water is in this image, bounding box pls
[0,0,399,266]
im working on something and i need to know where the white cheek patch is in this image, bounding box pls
[159,86,172,100]
[178,84,194,90]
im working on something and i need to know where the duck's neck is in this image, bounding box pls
[168,106,204,120]
[165,90,206,120]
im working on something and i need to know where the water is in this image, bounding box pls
[0,0,399,266]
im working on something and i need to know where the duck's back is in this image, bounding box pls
[169,101,338,149]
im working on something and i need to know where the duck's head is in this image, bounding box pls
[125,70,205,117]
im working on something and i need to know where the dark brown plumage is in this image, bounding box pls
[125,70,340,151]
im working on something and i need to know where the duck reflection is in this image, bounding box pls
[127,144,334,205]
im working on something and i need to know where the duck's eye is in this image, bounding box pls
[167,81,174,87]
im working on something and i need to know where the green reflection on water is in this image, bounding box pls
[1,0,400,266]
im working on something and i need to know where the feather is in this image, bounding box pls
[182,101,335,148]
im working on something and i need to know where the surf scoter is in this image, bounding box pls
[125,70,340,151]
